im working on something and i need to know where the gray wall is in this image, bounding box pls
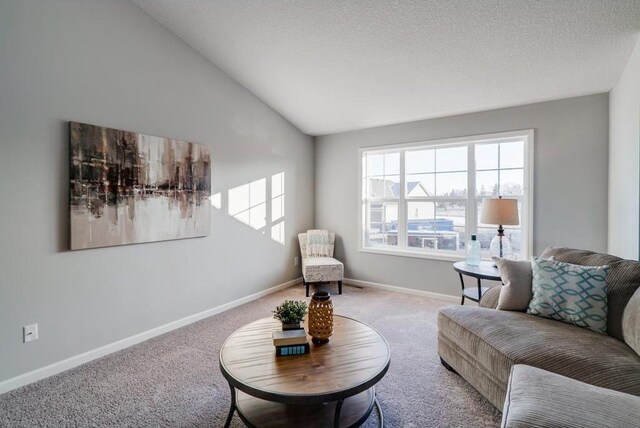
[0,0,313,382]
[609,36,640,260]
[315,94,609,296]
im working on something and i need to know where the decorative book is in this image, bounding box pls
[276,343,310,357]
[272,329,308,347]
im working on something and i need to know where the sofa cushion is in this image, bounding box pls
[301,257,343,282]
[298,232,335,259]
[306,229,332,257]
[479,285,501,309]
[495,258,532,311]
[540,247,640,341]
[527,257,608,334]
[502,365,640,428]
[438,306,640,398]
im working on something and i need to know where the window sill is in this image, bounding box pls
[358,246,466,262]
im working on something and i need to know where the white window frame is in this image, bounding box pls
[358,129,534,262]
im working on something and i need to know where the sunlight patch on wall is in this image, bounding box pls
[228,178,266,231]
[271,172,285,244]
[271,222,285,245]
[226,173,285,244]
[211,192,222,209]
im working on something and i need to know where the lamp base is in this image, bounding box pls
[489,233,513,260]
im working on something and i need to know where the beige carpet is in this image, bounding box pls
[0,284,502,427]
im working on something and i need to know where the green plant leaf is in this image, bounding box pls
[272,300,308,324]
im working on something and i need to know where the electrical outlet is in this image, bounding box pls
[294,256,299,266]
[23,323,38,343]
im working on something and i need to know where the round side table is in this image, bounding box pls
[452,261,502,305]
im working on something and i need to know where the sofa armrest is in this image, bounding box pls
[623,287,640,356]
[502,365,640,428]
[479,286,500,309]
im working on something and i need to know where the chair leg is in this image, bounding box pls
[306,281,310,297]
[338,280,342,295]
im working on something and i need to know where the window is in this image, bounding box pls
[359,130,533,261]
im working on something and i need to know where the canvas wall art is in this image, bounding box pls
[69,122,211,250]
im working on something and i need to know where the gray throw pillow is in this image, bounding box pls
[527,257,609,334]
[495,258,533,311]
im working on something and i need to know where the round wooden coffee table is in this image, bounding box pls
[219,315,390,427]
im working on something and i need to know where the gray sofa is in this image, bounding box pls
[437,247,640,410]
[501,365,640,428]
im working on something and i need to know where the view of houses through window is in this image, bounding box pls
[361,132,531,260]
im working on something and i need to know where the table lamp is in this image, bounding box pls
[480,196,519,259]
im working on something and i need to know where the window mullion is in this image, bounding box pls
[361,154,367,248]
[467,143,477,243]
[524,135,533,259]
[361,200,366,248]
[497,143,501,194]
[398,150,407,249]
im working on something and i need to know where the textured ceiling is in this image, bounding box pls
[133,0,640,136]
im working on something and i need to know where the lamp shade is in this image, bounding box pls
[481,197,519,226]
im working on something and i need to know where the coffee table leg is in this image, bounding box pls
[333,398,344,427]
[224,383,236,428]
[374,388,384,428]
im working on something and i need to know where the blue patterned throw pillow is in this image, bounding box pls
[527,257,608,334]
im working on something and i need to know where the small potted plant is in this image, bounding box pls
[273,300,308,330]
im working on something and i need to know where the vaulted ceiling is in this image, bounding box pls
[133,0,640,136]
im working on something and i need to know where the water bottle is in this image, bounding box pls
[466,234,481,266]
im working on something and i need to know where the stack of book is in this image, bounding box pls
[272,329,310,356]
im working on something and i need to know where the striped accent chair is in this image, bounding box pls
[298,232,343,297]
[438,247,640,410]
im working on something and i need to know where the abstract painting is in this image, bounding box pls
[69,122,211,250]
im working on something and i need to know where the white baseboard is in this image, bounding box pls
[344,277,459,303]
[0,277,301,395]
